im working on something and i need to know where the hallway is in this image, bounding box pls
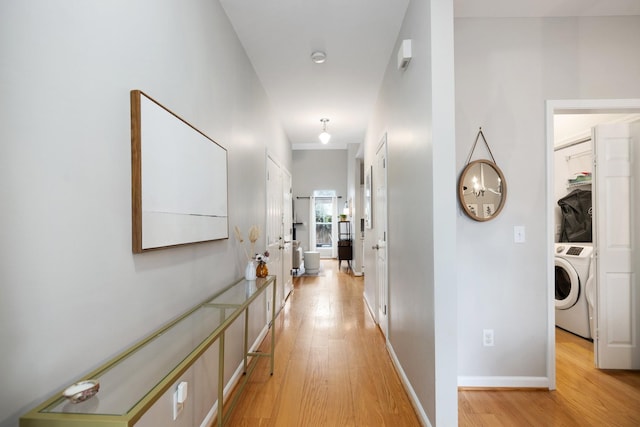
[225,260,421,426]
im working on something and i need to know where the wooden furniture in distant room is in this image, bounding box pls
[338,221,352,272]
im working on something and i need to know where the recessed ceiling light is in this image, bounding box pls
[311,51,327,64]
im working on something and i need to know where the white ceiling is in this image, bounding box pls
[219,0,640,150]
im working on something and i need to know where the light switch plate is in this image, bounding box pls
[514,226,526,243]
[483,329,494,346]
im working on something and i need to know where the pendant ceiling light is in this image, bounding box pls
[319,118,331,144]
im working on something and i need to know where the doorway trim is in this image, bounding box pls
[545,98,640,390]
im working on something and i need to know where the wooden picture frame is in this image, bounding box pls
[131,90,228,253]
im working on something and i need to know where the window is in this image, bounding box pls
[315,197,333,248]
[314,190,336,249]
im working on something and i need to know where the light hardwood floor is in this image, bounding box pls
[224,260,420,426]
[224,260,640,426]
[460,328,640,426]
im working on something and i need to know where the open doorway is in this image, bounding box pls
[546,99,640,388]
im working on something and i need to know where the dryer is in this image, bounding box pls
[555,243,593,339]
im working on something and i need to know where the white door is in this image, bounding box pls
[375,137,389,338]
[266,156,284,318]
[282,169,293,299]
[593,123,640,369]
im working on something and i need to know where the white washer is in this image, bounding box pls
[555,243,593,340]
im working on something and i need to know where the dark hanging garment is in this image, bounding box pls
[558,189,592,242]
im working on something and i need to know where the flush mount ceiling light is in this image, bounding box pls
[319,118,331,144]
[311,51,327,64]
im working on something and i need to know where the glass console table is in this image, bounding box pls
[21,276,277,427]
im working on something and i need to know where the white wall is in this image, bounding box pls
[455,16,640,385]
[0,2,290,426]
[364,0,457,424]
[291,149,348,253]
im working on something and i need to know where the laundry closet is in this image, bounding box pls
[553,126,594,342]
[552,113,640,370]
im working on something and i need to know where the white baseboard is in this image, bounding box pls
[201,401,217,427]
[457,376,550,389]
[386,342,432,427]
[363,293,376,322]
[200,323,271,427]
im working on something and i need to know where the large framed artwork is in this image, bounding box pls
[131,90,228,253]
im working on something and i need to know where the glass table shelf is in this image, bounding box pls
[21,276,276,427]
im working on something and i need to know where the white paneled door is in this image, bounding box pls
[593,123,640,369]
[266,155,293,320]
[375,136,389,338]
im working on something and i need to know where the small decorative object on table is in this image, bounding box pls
[255,251,269,278]
[244,260,256,280]
[234,225,261,280]
[63,380,100,403]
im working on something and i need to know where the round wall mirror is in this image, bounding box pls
[458,159,507,221]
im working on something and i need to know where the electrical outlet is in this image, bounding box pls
[173,381,188,420]
[483,329,494,347]
[173,391,183,420]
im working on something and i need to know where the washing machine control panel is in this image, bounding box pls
[566,247,584,256]
[555,245,587,256]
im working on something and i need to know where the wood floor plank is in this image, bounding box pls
[223,261,640,426]
[326,338,356,426]
[223,261,420,426]
[460,328,640,426]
